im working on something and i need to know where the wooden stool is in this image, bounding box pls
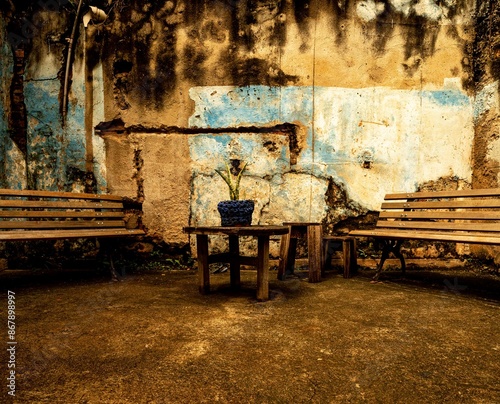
[322,235,357,278]
[278,222,323,283]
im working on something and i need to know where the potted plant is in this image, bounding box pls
[215,159,254,226]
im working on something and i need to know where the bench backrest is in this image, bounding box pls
[377,188,500,235]
[0,189,129,232]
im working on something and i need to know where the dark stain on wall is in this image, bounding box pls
[326,0,472,87]
[231,58,299,86]
[102,1,179,110]
[472,0,500,189]
[474,0,500,84]
[287,125,301,166]
[8,48,28,156]
[65,165,96,193]
[84,27,105,72]
[4,6,36,158]
[362,3,438,64]
[293,0,311,28]
[263,140,278,153]
[291,0,311,52]
[492,44,500,81]
[182,43,208,83]
[232,1,288,49]
[27,124,60,190]
[323,177,366,234]
[99,0,474,104]
[133,148,145,203]
[224,0,295,86]
[112,58,132,110]
[323,0,350,44]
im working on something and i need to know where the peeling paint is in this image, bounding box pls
[413,0,444,21]
[356,1,385,22]
[422,88,469,107]
[0,0,495,260]
[189,83,473,210]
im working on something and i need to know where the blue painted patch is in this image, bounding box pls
[189,131,289,178]
[422,90,470,107]
[24,79,86,190]
[280,86,314,123]
[191,86,281,128]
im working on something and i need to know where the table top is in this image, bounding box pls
[183,225,289,236]
[283,222,321,226]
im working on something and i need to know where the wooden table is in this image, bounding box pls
[183,225,289,301]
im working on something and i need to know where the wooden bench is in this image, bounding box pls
[0,188,145,278]
[349,188,500,281]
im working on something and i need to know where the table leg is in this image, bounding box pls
[256,235,270,301]
[228,235,240,289]
[196,234,210,294]
[307,224,322,283]
[278,226,297,280]
[277,231,290,280]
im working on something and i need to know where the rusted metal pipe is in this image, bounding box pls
[62,0,84,125]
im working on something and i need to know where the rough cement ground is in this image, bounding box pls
[0,266,499,404]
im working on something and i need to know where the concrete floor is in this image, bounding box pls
[0,266,499,403]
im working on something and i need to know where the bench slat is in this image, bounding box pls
[0,220,125,230]
[0,229,145,241]
[379,211,500,220]
[350,229,500,244]
[0,200,123,209]
[381,200,500,209]
[377,221,500,232]
[384,188,500,200]
[0,211,124,219]
[0,188,123,201]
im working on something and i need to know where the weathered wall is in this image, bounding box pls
[101,130,192,245]
[473,0,500,188]
[469,0,500,261]
[3,0,500,261]
[189,83,474,211]
[99,0,475,124]
[0,16,19,188]
[0,3,107,192]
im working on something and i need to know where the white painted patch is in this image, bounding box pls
[356,0,386,22]
[474,81,499,121]
[389,0,413,16]
[414,0,443,21]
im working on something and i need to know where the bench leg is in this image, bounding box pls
[373,239,405,281]
[393,240,406,274]
[99,238,122,281]
[108,251,120,281]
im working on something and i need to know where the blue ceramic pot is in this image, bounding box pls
[217,200,254,226]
